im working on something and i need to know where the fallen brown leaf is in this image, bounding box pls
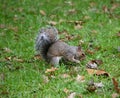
[117,32,120,37]
[64,1,74,6]
[68,9,77,14]
[5,56,12,61]
[86,49,95,54]
[48,21,57,26]
[87,79,96,92]
[68,20,83,25]
[43,75,49,83]
[102,5,109,13]
[86,61,98,69]
[111,93,119,98]
[3,47,12,53]
[34,54,42,60]
[1,91,9,95]
[89,2,96,7]
[112,78,120,93]
[87,85,96,92]
[13,57,24,63]
[68,92,76,98]
[45,67,58,73]
[50,15,57,19]
[60,74,70,78]
[63,88,70,94]
[93,60,103,65]
[86,69,109,77]
[84,16,91,20]
[94,46,101,51]
[8,26,18,32]
[65,35,74,40]
[86,79,104,92]
[74,24,83,30]
[86,59,103,69]
[40,10,46,16]
[18,7,23,12]
[0,73,5,81]
[76,75,85,83]
[94,82,104,88]
[111,3,120,12]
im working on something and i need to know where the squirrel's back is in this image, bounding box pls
[35,26,59,61]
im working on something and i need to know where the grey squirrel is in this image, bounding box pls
[35,26,85,66]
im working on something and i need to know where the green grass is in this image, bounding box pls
[0,0,120,98]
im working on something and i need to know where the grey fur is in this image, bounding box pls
[35,26,58,62]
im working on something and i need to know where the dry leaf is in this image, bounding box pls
[40,10,46,16]
[68,92,76,98]
[87,79,96,92]
[76,75,85,83]
[94,82,104,88]
[112,93,119,98]
[0,73,5,81]
[102,6,109,13]
[50,15,56,19]
[64,1,74,6]
[74,24,83,30]
[1,91,9,95]
[45,67,58,73]
[87,85,96,92]
[112,78,120,93]
[117,32,120,37]
[86,49,95,54]
[84,16,91,20]
[5,56,11,61]
[58,19,65,24]
[79,40,84,45]
[89,2,96,7]
[48,21,57,26]
[18,7,23,12]
[13,57,24,63]
[65,35,74,40]
[86,69,109,76]
[86,60,103,69]
[87,80,103,92]
[43,75,49,83]
[67,20,83,25]
[86,61,98,69]
[63,88,70,94]
[8,26,18,32]
[111,3,120,11]
[61,74,70,78]
[94,46,101,51]
[68,9,77,14]
[3,47,12,53]
[34,54,42,60]
[94,60,103,65]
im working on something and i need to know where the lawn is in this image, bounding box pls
[0,0,120,98]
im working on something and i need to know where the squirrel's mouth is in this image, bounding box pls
[80,53,86,60]
[75,53,86,60]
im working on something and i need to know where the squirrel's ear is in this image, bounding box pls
[78,46,82,51]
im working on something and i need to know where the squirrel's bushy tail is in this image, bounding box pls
[35,26,58,62]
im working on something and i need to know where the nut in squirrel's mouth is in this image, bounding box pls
[75,53,86,60]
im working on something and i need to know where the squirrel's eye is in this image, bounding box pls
[82,53,85,57]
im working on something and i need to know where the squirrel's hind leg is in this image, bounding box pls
[50,57,61,67]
